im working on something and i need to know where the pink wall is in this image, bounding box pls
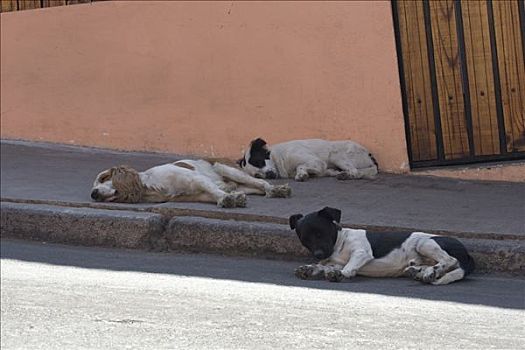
[1,1,409,172]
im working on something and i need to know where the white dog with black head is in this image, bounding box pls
[290,207,475,285]
[238,138,378,181]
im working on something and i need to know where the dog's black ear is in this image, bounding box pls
[251,138,267,150]
[289,214,303,230]
[318,207,341,223]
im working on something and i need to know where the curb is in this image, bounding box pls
[0,202,165,250]
[1,201,524,274]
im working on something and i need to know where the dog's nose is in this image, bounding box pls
[90,189,99,200]
[265,170,277,179]
[313,250,325,260]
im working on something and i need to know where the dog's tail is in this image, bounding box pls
[461,253,476,276]
[369,153,379,170]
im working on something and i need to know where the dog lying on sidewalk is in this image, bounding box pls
[90,159,291,207]
[238,138,378,181]
[290,207,475,285]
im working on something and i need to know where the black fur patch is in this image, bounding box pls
[365,231,412,259]
[248,138,270,168]
[430,236,475,275]
[290,210,338,260]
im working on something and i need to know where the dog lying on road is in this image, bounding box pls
[238,138,378,181]
[290,207,475,285]
[91,159,291,207]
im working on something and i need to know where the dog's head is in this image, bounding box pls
[289,207,342,260]
[237,138,277,179]
[91,165,144,203]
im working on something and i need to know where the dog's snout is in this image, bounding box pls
[313,250,325,260]
[91,189,99,200]
[265,170,277,179]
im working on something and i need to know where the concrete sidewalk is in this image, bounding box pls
[1,140,524,273]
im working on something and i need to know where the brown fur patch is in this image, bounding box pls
[110,165,145,203]
[174,161,195,171]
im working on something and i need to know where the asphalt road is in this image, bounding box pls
[1,240,524,349]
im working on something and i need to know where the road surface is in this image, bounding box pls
[1,240,524,349]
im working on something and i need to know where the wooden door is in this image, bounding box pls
[393,0,525,167]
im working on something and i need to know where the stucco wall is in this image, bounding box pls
[1,1,409,172]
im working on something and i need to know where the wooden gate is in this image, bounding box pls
[393,0,525,167]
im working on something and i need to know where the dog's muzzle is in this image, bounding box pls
[91,189,100,201]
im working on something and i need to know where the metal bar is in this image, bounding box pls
[518,0,525,71]
[411,152,525,168]
[422,0,445,161]
[391,0,416,167]
[454,0,476,157]
[487,0,508,154]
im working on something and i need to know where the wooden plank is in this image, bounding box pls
[429,0,470,159]
[0,0,18,12]
[17,0,41,10]
[493,0,525,152]
[461,0,500,156]
[42,0,66,7]
[397,0,437,162]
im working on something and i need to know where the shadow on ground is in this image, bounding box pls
[2,239,524,310]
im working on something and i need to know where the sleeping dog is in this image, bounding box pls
[91,159,291,207]
[290,207,475,285]
[238,138,378,181]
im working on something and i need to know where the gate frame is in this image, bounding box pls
[391,0,525,169]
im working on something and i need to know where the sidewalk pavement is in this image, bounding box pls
[1,140,524,273]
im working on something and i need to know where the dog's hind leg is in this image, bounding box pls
[189,176,242,208]
[414,239,460,283]
[213,163,291,198]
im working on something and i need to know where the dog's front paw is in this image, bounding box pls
[325,270,344,283]
[266,184,292,198]
[294,265,316,280]
[294,173,309,182]
[217,194,236,208]
[232,192,247,208]
[336,171,358,181]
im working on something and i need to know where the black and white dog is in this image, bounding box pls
[238,138,378,181]
[290,207,475,285]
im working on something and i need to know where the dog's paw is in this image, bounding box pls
[233,192,247,208]
[325,270,344,283]
[336,171,358,181]
[217,194,236,208]
[294,173,309,182]
[404,265,423,280]
[421,266,438,283]
[266,184,292,198]
[294,265,316,280]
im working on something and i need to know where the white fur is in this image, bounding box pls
[242,139,377,181]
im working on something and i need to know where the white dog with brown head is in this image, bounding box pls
[91,159,291,208]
